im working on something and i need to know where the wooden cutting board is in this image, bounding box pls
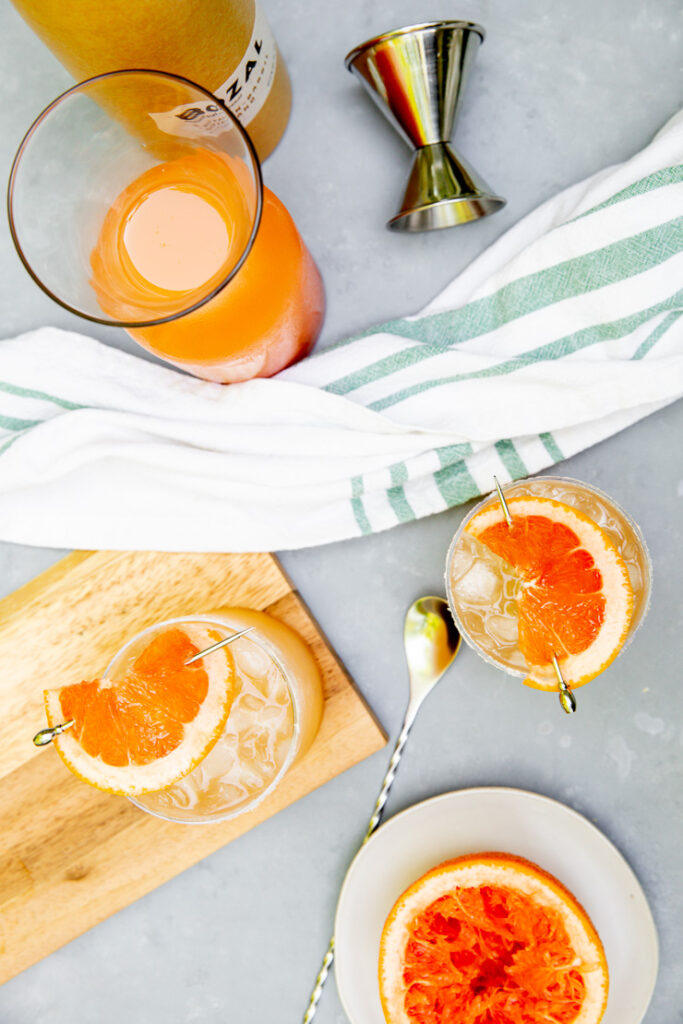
[0,551,386,984]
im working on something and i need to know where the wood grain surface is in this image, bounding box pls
[0,551,386,984]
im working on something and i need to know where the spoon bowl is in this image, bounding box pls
[404,596,462,714]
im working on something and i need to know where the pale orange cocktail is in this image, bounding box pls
[90,147,324,382]
[104,609,325,823]
[445,477,651,691]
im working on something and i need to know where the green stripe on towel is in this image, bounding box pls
[571,165,683,222]
[434,460,479,507]
[0,380,84,410]
[633,310,682,359]
[539,432,564,462]
[324,217,683,396]
[369,291,683,411]
[495,439,528,479]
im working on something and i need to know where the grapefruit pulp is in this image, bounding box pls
[466,495,633,688]
[379,852,608,1024]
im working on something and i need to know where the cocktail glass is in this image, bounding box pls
[104,608,324,824]
[8,70,324,382]
[445,476,652,686]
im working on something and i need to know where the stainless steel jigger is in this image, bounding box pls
[345,21,506,231]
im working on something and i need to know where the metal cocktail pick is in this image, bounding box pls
[303,596,461,1022]
[345,21,506,231]
[31,626,254,746]
[183,627,253,664]
[493,477,577,715]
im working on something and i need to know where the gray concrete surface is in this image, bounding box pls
[0,1,681,1022]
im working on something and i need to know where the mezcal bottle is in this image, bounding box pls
[9,0,291,158]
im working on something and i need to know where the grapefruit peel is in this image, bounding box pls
[379,852,608,1024]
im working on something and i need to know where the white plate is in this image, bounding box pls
[335,787,658,1024]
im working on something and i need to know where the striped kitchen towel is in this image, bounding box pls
[0,110,681,551]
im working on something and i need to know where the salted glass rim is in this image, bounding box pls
[7,68,264,329]
[444,474,653,679]
[103,614,301,825]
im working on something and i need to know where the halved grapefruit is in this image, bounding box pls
[466,496,633,688]
[379,852,608,1024]
[44,625,235,796]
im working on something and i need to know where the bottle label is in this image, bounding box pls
[150,4,277,139]
[215,3,277,126]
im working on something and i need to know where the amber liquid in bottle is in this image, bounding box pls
[10,0,291,159]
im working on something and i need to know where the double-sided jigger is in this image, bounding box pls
[345,21,506,231]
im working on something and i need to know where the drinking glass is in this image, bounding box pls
[105,608,324,824]
[445,476,652,683]
[8,70,324,382]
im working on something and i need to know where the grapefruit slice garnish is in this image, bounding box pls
[379,852,609,1024]
[466,496,633,689]
[44,625,235,796]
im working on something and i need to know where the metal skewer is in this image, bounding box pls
[492,477,577,715]
[32,626,254,746]
[184,626,253,664]
[493,475,513,527]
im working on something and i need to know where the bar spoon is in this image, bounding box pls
[303,595,461,1021]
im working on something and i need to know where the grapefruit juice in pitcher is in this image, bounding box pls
[8,71,325,383]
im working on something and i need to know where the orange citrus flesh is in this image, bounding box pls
[466,496,633,689]
[45,625,235,796]
[379,853,608,1024]
[404,886,585,1023]
[59,629,208,766]
[477,515,605,666]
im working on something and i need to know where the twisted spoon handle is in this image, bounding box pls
[302,705,417,1023]
[364,710,414,841]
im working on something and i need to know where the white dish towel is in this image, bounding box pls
[0,111,681,552]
